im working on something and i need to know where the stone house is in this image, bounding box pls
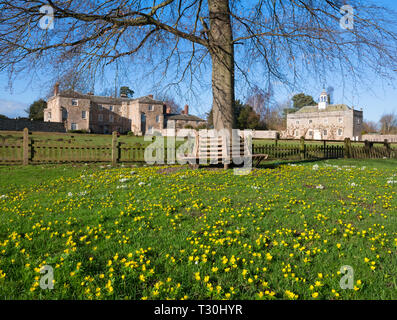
[286,89,363,141]
[44,84,206,135]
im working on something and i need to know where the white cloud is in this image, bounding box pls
[0,99,28,118]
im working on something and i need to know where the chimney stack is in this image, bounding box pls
[166,106,172,114]
[54,82,60,96]
[148,94,154,99]
[184,104,189,115]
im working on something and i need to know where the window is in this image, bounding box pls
[148,126,153,133]
[109,106,113,111]
[338,128,343,136]
[156,115,160,123]
[82,111,86,119]
[339,117,343,123]
[71,99,78,106]
[62,109,68,120]
[308,130,313,136]
[323,129,328,136]
[296,120,300,125]
[357,118,361,124]
[324,118,328,124]
[109,115,114,123]
[148,105,154,111]
[48,112,51,119]
[98,114,103,122]
[98,104,103,110]
[71,123,78,130]
[295,129,299,137]
[309,119,313,124]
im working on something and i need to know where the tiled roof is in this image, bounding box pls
[54,90,164,105]
[295,104,351,113]
[165,114,205,121]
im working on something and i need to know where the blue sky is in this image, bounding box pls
[1,1,396,122]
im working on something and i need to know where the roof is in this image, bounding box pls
[295,104,352,113]
[165,113,205,121]
[52,90,164,105]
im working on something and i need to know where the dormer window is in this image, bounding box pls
[71,99,78,106]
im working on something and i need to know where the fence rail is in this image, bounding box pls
[0,129,396,165]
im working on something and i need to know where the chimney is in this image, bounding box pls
[184,104,189,115]
[166,106,172,114]
[148,94,154,99]
[54,82,60,96]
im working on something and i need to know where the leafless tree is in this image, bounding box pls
[1,1,397,131]
[156,93,182,113]
[362,120,379,134]
[379,113,397,134]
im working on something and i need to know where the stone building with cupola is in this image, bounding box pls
[286,89,363,141]
[44,83,206,135]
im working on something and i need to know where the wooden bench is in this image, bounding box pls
[178,134,268,169]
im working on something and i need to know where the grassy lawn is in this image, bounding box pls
[0,159,396,299]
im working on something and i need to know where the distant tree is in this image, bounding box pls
[207,100,264,130]
[283,93,316,116]
[379,113,397,134]
[362,120,379,134]
[120,86,134,98]
[246,86,273,119]
[25,99,47,121]
[0,114,8,119]
[292,93,317,109]
[158,94,182,114]
[236,101,264,130]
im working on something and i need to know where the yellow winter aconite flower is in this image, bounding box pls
[312,292,319,298]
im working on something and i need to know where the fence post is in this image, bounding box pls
[344,138,351,159]
[23,127,29,165]
[112,131,118,166]
[364,140,371,158]
[384,139,391,158]
[300,136,305,160]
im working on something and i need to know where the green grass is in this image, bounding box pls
[0,159,396,299]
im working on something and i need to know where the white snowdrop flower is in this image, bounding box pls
[387,180,396,184]
[349,182,357,187]
[312,164,319,170]
[0,195,7,199]
[119,178,129,183]
[116,185,128,189]
[67,192,73,197]
[316,185,325,190]
[138,182,145,186]
[130,171,136,175]
[195,261,198,265]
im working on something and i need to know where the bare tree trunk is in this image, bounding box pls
[208,0,235,131]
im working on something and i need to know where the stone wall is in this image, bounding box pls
[362,134,397,143]
[0,119,66,132]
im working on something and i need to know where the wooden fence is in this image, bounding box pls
[0,129,396,165]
